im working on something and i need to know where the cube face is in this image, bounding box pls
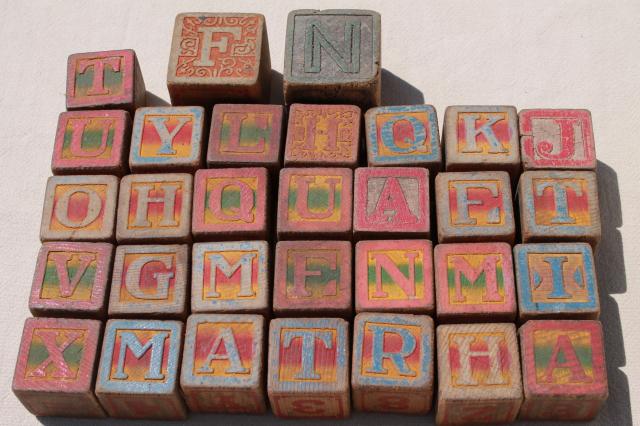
[167,13,270,105]
[519,170,601,246]
[436,171,515,243]
[181,314,265,413]
[519,320,608,420]
[277,168,353,239]
[284,104,361,167]
[365,105,441,170]
[12,318,105,417]
[520,109,596,170]
[355,240,434,314]
[29,242,113,317]
[273,241,352,317]
[208,104,284,168]
[514,243,599,320]
[353,167,430,237]
[116,173,192,243]
[108,245,188,318]
[52,110,131,176]
[268,318,350,418]
[66,49,144,112]
[284,9,381,108]
[444,106,519,174]
[129,106,204,172]
[192,168,268,240]
[40,175,118,242]
[96,319,186,419]
[436,323,522,425]
[434,243,516,322]
[191,241,269,313]
[352,313,434,414]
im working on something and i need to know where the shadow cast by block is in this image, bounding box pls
[381,69,425,106]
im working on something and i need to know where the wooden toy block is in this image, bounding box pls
[514,243,599,321]
[191,241,269,314]
[352,313,434,414]
[434,243,516,323]
[518,320,608,421]
[519,170,601,247]
[436,323,522,425]
[129,106,205,173]
[40,175,118,242]
[192,167,268,240]
[12,318,105,418]
[108,244,189,319]
[273,240,352,317]
[52,110,131,176]
[167,13,271,106]
[277,167,353,240]
[520,109,597,171]
[353,167,430,239]
[207,104,284,170]
[355,240,434,314]
[284,104,361,168]
[181,314,266,413]
[435,171,515,244]
[66,49,145,113]
[96,319,187,419]
[268,318,350,418]
[443,105,520,176]
[29,242,113,318]
[284,9,381,108]
[116,173,192,243]
[365,105,441,172]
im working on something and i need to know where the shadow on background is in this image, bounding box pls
[382,69,424,105]
[145,91,170,107]
[269,70,284,105]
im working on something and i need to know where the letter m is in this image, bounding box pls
[450,254,504,303]
[304,19,361,73]
[112,331,169,380]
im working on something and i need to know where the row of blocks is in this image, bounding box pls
[29,240,600,322]
[52,103,598,175]
[40,167,602,246]
[13,315,608,423]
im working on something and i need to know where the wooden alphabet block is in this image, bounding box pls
[66,49,145,113]
[284,9,381,108]
[518,170,601,247]
[514,243,600,321]
[436,323,522,425]
[520,109,597,171]
[284,104,361,168]
[116,173,192,243]
[129,106,205,172]
[353,167,430,239]
[519,320,608,421]
[365,105,441,172]
[108,244,188,318]
[277,167,353,240]
[12,318,105,417]
[192,168,268,240]
[268,318,350,418]
[40,175,118,242]
[96,319,187,419]
[167,13,271,106]
[355,240,434,314]
[29,242,113,318]
[434,243,516,323]
[191,241,269,314]
[352,313,434,414]
[444,106,520,176]
[273,240,351,317]
[435,171,515,244]
[52,110,131,176]
[207,104,284,170]
[181,314,266,413]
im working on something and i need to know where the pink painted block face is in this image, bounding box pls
[355,240,434,314]
[354,167,430,237]
[434,243,516,321]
